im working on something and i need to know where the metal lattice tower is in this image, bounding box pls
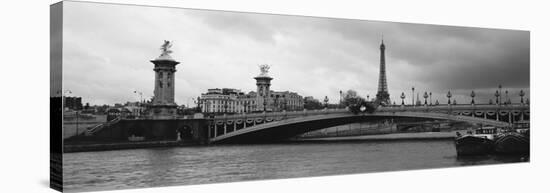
[375,38,390,105]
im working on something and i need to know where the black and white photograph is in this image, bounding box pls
[46,0,536,192]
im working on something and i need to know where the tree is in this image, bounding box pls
[304,97,323,110]
[341,90,376,114]
[341,90,361,107]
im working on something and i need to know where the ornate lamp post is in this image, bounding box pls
[470,90,475,105]
[133,90,143,116]
[429,92,432,106]
[423,91,428,106]
[495,90,500,105]
[446,90,452,105]
[519,90,525,104]
[339,90,343,108]
[133,90,143,103]
[505,90,509,105]
[412,87,415,106]
[400,92,406,106]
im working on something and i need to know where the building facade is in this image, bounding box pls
[63,96,83,110]
[200,66,304,114]
[200,88,303,114]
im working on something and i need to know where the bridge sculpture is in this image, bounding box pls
[208,104,529,143]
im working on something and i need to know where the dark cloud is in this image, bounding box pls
[62,1,529,105]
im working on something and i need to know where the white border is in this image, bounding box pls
[1,0,548,193]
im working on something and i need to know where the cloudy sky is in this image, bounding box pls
[61,1,529,106]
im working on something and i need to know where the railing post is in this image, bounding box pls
[508,110,512,124]
[223,122,227,135]
[521,111,524,121]
[223,114,227,135]
[214,123,217,137]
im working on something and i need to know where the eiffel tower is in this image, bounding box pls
[375,38,390,105]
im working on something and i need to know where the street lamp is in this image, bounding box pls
[498,84,502,104]
[133,90,143,103]
[471,90,476,105]
[505,90,509,105]
[400,92,405,106]
[412,87,415,106]
[339,90,343,108]
[423,91,428,106]
[446,90,452,105]
[495,90,500,105]
[134,91,143,115]
[519,90,525,104]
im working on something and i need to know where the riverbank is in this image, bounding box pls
[64,140,197,153]
[290,131,459,143]
[65,131,461,153]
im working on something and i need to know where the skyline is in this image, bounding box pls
[60,1,530,106]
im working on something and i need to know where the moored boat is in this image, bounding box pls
[494,131,529,155]
[512,120,530,138]
[455,127,497,156]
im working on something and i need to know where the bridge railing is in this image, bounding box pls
[85,117,121,136]
[212,108,350,121]
[378,104,529,112]
[212,103,528,121]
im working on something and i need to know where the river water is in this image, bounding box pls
[63,139,527,192]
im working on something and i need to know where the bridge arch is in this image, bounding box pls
[210,111,511,144]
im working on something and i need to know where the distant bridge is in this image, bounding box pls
[208,104,529,143]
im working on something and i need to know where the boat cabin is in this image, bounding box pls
[513,121,530,135]
[475,127,497,135]
[468,127,498,140]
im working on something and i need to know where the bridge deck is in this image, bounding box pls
[209,105,528,143]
